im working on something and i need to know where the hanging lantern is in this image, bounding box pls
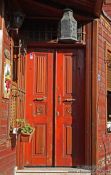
[58,9,77,42]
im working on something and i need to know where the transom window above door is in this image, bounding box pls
[20,20,85,44]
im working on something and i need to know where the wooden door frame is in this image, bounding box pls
[85,20,98,169]
[91,20,98,167]
[17,42,92,169]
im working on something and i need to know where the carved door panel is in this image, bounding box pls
[55,50,85,166]
[24,49,85,167]
[24,52,53,166]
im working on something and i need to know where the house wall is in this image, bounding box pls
[96,15,111,173]
[0,1,16,175]
[0,0,108,174]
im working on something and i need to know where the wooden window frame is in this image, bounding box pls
[105,41,111,132]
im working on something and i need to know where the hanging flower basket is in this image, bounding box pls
[20,128,35,142]
[9,118,35,143]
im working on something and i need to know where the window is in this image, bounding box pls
[107,50,111,122]
[107,91,111,121]
[105,42,111,132]
[21,20,85,43]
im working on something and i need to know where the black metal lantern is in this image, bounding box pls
[58,9,77,42]
[12,11,25,29]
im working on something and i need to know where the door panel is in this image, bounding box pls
[24,49,85,167]
[24,52,53,166]
[55,50,85,166]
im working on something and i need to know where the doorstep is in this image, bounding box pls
[15,167,91,175]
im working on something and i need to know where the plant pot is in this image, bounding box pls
[20,128,35,142]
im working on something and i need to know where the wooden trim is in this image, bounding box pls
[94,0,104,17]
[16,52,26,169]
[20,0,61,16]
[92,20,98,166]
[26,15,93,22]
[85,23,92,166]
[105,41,111,135]
[16,136,24,169]
[27,42,86,50]
[85,19,98,168]
[0,0,2,29]
[0,0,4,98]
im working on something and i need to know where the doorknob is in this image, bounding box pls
[64,98,76,102]
[33,97,46,101]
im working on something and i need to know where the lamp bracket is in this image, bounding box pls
[104,58,111,68]
[104,59,111,64]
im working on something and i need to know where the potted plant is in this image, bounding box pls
[9,118,35,142]
[20,123,35,142]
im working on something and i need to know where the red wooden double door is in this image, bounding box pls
[25,49,85,167]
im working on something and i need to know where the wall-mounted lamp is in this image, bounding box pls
[104,59,111,68]
[7,11,25,33]
[12,11,25,29]
[58,8,77,43]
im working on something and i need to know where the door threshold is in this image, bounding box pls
[16,167,91,173]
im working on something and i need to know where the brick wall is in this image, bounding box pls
[97,15,111,173]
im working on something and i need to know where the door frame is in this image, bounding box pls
[17,42,92,169]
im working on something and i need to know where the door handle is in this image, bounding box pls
[64,98,76,102]
[58,95,61,104]
[33,97,46,101]
[56,111,60,117]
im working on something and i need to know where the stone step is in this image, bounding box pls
[15,167,91,175]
